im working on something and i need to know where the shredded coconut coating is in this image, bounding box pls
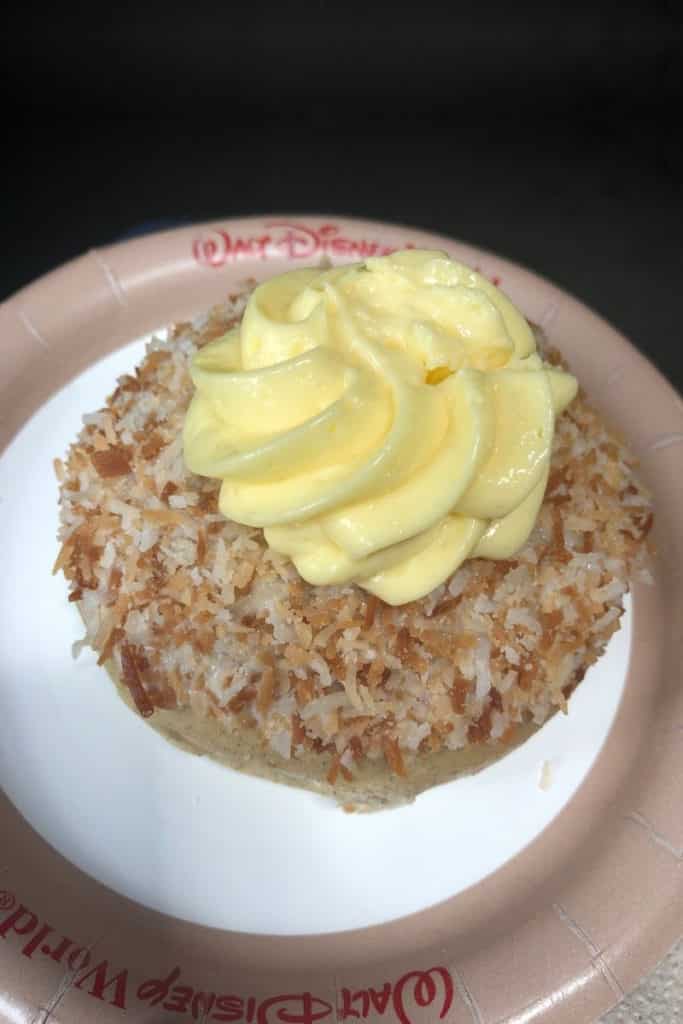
[55,291,654,785]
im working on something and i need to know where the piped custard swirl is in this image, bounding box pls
[183,250,577,604]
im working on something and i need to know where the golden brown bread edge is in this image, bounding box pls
[93,623,542,811]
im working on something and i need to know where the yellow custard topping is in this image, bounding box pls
[183,250,577,604]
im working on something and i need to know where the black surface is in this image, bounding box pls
[4,3,682,392]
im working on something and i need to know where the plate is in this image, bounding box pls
[1,216,681,1023]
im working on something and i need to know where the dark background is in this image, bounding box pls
[3,2,682,392]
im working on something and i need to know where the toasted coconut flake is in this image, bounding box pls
[364,595,379,628]
[256,666,276,714]
[327,753,341,785]
[295,675,315,707]
[160,481,178,503]
[450,676,469,715]
[284,644,311,667]
[120,644,155,717]
[141,507,186,525]
[467,705,493,744]
[141,433,166,460]
[432,596,463,617]
[52,538,75,576]
[196,528,207,566]
[382,735,406,776]
[291,713,306,746]
[91,446,132,478]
